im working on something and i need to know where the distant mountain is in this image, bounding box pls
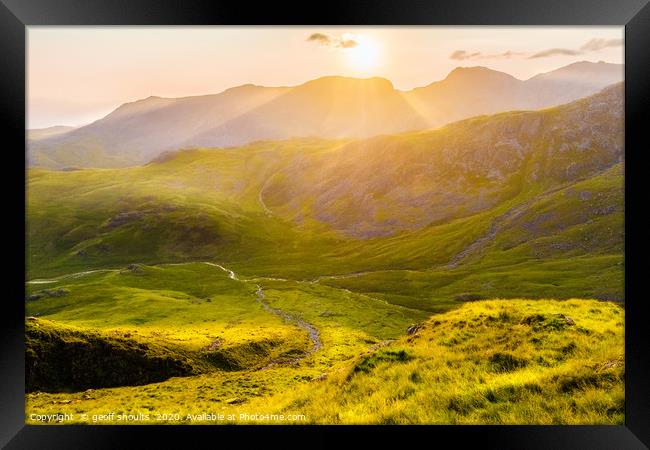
[403,61,623,126]
[403,66,530,126]
[28,126,77,141]
[28,61,622,169]
[525,61,624,106]
[189,76,427,147]
[28,84,288,168]
[262,83,623,237]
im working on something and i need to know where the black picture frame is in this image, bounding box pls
[2,0,649,448]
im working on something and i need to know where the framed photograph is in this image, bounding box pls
[2,0,649,447]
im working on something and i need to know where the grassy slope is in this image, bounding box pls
[26,299,623,424]
[26,318,203,392]
[25,261,428,422]
[244,299,625,424]
[258,84,622,238]
[26,139,348,279]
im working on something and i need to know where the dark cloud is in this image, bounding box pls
[307,33,359,49]
[307,33,332,45]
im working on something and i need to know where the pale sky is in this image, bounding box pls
[27,26,624,129]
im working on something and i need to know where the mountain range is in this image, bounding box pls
[28,61,622,169]
[27,83,623,288]
[25,54,626,425]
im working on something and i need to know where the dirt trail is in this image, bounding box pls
[203,262,322,362]
[27,268,120,284]
[310,268,423,283]
[252,284,322,368]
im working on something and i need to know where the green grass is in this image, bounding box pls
[320,254,623,311]
[245,299,624,424]
[27,106,623,284]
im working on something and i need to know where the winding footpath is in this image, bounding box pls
[255,284,323,356]
[203,262,322,357]
[27,261,322,365]
[27,268,120,284]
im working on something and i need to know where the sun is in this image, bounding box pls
[345,35,381,72]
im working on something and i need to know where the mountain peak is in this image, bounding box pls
[445,66,517,82]
[558,60,618,71]
[567,60,613,67]
[300,75,395,91]
[128,95,171,105]
[527,61,623,82]
[224,83,266,93]
[449,65,495,73]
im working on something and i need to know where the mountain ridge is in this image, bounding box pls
[28,61,623,169]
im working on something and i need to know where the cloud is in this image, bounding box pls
[528,37,623,59]
[450,50,525,61]
[450,37,623,61]
[450,50,480,60]
[500,51,526,58]
[307,32,359,50]
[528,48,582,59]
[339,39,359,49]
[580,38,623,52]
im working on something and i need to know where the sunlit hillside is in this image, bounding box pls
[241,299,625,425]
[26,299,623,425]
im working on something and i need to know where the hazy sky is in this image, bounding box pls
[27,26,624,129]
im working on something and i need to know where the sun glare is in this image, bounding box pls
[346,35,381,72]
